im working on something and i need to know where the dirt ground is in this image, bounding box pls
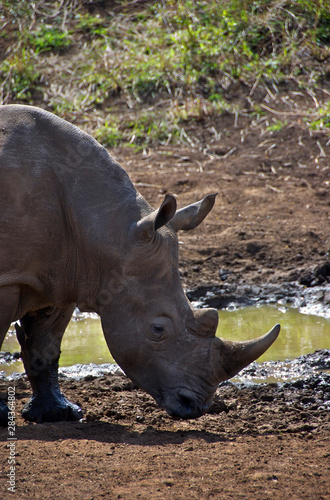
[0,371,329,500]
[1,84,330,499]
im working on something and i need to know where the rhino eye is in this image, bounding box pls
[149,317,173,342]
[149,322,167,341]
[152,324,164,335]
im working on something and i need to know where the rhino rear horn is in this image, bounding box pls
[188,308,219,338]
[136,194,177,240]
[211,324,280,383]
[171,193,217,232]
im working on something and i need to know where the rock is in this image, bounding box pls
[323,290,330,305]
[219,268,232,281]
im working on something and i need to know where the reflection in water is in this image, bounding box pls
[1,306,330,376]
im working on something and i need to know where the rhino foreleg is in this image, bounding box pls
[17,305,83,422]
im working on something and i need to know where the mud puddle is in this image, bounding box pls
[188,282,330,317]
[1,285,329,384]
[2,303,329,374]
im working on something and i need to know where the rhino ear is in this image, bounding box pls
[136,194,177,240]
[171,193,217,232]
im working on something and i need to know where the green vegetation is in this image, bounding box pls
[307,102,330,129]
[0,50,40,101]
[266,119,287,132]
[28,26,72,53]
[0,0,329,147]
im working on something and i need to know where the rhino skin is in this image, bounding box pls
[0,105,280,425]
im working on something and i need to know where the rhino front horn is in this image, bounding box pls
[211,324,280,384]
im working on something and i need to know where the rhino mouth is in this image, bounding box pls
[161,388,212,420]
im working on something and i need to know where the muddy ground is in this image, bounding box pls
[1,84,330,499]
[0,368,329,500]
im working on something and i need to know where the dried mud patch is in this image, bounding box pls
[112,110,330,292]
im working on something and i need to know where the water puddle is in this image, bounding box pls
[216,305,330,363]
[1,305,329,381]
[1,314,113,376]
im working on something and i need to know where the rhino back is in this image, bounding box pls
[0,105,138,306]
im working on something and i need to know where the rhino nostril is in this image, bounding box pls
[163,390,207,419]
[179,395,193,410]
[177,390,196,412]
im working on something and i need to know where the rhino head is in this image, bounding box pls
[99,193,280,419]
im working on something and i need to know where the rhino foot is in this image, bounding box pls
[0,399,9,427]
[22,391,83,423]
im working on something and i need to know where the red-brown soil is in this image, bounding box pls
[0,372,329,500]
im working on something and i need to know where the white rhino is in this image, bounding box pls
[0,105,280,424]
